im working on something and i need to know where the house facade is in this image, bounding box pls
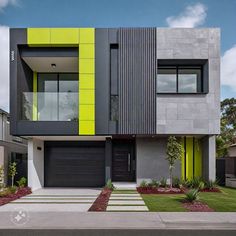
[0,109,27,186]
[10,28,220,190]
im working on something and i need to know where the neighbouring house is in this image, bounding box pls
[9,28,220,190]
[0,109,27,186]
[225,144,236,188]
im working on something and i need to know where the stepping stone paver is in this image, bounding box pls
[107,205,148,211]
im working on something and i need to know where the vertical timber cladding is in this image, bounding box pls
[118,28,156,134]
[27,28,95,135]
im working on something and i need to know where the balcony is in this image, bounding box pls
[22,92,78,121]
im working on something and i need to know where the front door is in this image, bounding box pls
[112,140,135,182]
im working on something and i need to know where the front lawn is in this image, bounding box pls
[142,187,236,212]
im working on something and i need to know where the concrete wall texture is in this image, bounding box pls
[136,137,181,184]
[156,28,220,135]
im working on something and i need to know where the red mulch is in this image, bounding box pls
[88,188,112,211]
[0,187,32,206]
[137,187,184,194]
[183,201,214,212]
[200,188,221,193]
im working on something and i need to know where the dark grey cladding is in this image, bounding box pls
[118,28,156,134]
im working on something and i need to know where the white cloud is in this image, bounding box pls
[221,45,236,91]
[166,3,207,28]
[0,25,9,111]
[0,0,18,10]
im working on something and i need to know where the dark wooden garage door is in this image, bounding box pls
[44,141,105,187]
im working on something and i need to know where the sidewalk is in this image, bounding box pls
[0,212,236,230]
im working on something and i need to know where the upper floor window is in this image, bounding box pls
[157,66,203,94]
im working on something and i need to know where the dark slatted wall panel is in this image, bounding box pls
[118,28,156,134]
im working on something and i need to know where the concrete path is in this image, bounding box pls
[0,188,101,212]
[107,191,148,211]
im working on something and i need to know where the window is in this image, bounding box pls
[37,73,78,121]
[157,66,202,94]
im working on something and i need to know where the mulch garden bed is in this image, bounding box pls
[0,187,32,206]
[137,187,184,194]
[200,188,221,193]
[182,201,214,212]
[88,188,112,211]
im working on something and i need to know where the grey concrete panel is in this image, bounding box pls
[136,137,181,184]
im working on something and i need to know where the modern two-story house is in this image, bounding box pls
[10,28,220,190]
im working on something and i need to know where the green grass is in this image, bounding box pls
[142,194,186,212]
[199,187,236,212]
[141,187,236,212]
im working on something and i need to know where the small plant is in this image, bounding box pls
[0,165,4,190]
[184,189,199,203]
[172,177,181,188]
[8,186,17,194]
[160,178,167,188]
[166,136,184,188]
[198,181,205,191]
[17,177,27,188]
[149,179,159,188]
[0,188,11,197]
[204,180,217,190]
[8,162,17,187]
[139,180,148,188]
[105,179,115,190]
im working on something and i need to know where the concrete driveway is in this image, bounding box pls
[0,188,101,212]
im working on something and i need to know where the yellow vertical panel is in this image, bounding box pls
[79,44,95,58]
[79,74,95,89]
[194,138,202,177]
[79,59,95,73]
[79,90,95,105]
[32,72,37,121]
[79,121,95,135]
[27,28,50,46]
[79,28,95,44]
[181,137,185,180]
[186,137,193,180]
[50,28,79,45]
[79,105,95,121]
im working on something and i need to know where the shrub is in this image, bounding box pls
[191,177,203,189]
[172,177,181,188]
[17,177,27,188]
[139,180,148,188]
[160,178,167,188]
[198,181,205,191]
[0,188,11,197]
[8,186,17,194]
[184,189,199,203]
[105,179,115,190]
[149,179,159,188]
[204,180,217,190]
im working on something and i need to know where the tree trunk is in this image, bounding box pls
[169,166,173,189]
[11,176,14,187]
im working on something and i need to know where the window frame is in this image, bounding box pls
[157,65,204,94]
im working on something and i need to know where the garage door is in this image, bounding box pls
[44,141,105,187]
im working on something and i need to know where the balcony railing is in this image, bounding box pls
[22,92,78,121]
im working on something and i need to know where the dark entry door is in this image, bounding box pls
[44,141,105,187]
[112,140,135,182]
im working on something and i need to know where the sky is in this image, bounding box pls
[0,0,235,111]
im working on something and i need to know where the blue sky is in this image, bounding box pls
[0,0,235,111]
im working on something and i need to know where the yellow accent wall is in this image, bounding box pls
[194,138,202,177]
[27,28,95,135]
[78,28,95,135]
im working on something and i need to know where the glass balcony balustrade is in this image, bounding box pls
[22,92,78,121]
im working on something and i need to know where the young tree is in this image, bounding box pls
[0,165,4,190]
[166,136,184,188]
[8,162,17,187]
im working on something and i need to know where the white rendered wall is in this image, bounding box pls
[28,138,44,191]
